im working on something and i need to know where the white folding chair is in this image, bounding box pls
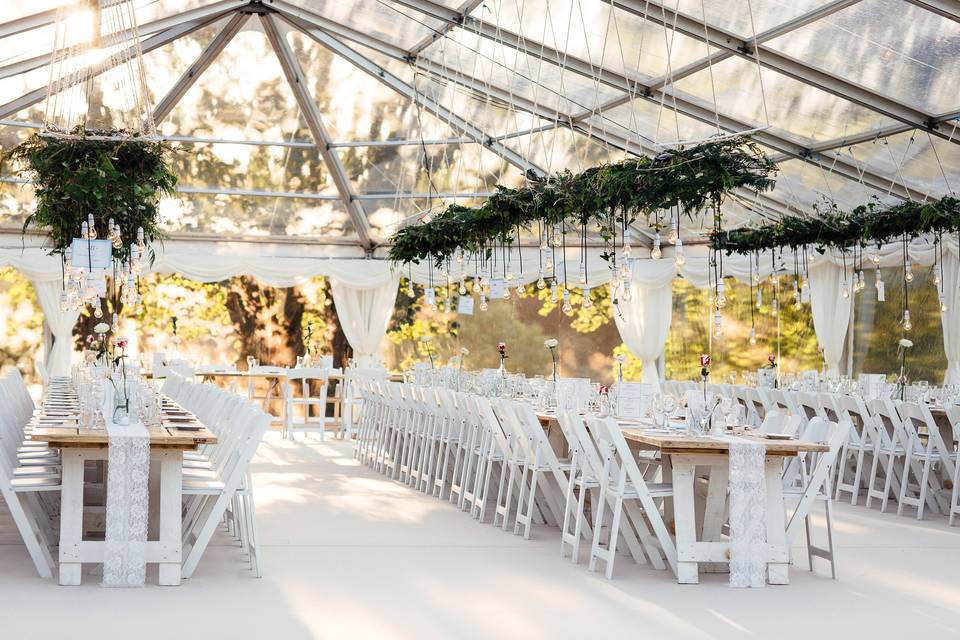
[896,402,956,518]
[283,367,330,441]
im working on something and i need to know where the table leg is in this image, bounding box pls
[157,451,183,586]
[701,463,729,573]
[671,458,699,584]
[58,449,85,586]
[764,456,790,585]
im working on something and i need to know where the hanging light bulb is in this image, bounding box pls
[553,224,563,247]
[545,256,554,271]
[479,294,488,311]
[622,243,632,258]
[622,281,632,302]
[934,271,941,287]
[549,282,559,304]
[536,273,546,290]
[506,271,514,282]
[841,280,850,299]
[472,279,481,294]
[875,267,886,302]
[651,233,662,260]
[903,309,912,331]
[870,251,880,265]
[756,288,763,309]
[674,238,685,266]
[582,286,592,309]
[406,281,415,297]
[771,298,779,317]
[668,219,679,244]
[562,289,573,314]
[858,270,866,292]
[480,276,489,288]
[459,278,467,295]
[81,221,89,240]
[502,286,511,300]
[749,327,757,345]
[93,299,103,319]
[456,252,464,265]
[940,295,948,313]
[715,281,727,309]
[578,264,586,284]
[712,310,723,339]
[905,264,914,282]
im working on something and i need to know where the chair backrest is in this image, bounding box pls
[785,419,852,542]
[250,365,287,376]
[866,397,905,449]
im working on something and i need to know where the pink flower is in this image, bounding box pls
[699,354,711,367]
[598,384,609,395]
[768,353,777,364]
[497,342,506,354]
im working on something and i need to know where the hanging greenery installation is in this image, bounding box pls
[388,136,777,265]
[710,196,960,255]
[6,126,177,264]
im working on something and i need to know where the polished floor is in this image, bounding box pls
[2,432,959,640]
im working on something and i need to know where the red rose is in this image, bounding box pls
[768,353,776,364]
[699,354,711,367]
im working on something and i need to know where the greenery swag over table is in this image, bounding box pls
[710,196,960,255]
[7,126,177,264]
[388,136,777,266]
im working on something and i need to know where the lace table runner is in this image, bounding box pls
[727,439,767,588]
[103,420,150,587]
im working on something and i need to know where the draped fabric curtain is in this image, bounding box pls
[808,261,853,376]
[942,247,960,384]
[329,274,400,367]
[614,260,675,388]
[31,279,81,377]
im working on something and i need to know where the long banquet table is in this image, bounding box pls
[30,389,217,586]
[537,412,829,584]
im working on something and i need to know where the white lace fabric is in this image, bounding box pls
[727,439,767,588]
[103,420,150,588]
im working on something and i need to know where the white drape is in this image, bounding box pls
[808,261,853,376]
[614,260,675,387]
[942,247,960,385]
[329,274,400,367]
[31,279,80,377]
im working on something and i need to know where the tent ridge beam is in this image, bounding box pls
[260,13,375,249]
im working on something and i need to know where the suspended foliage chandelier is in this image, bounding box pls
[9,0,175,321]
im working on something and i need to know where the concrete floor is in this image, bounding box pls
[2,432,959,640]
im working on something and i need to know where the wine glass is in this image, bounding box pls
[246,355,256,371]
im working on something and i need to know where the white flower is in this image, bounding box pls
[171,335,182,345]
[614,353,627,363]
[420,335,433,343]
[460,347,470,356]
[93,323,110,334]
[544,338,559,349]
[899,338,913,348]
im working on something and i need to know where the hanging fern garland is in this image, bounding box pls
[389,136,777,265]
[6,126,177,264]
[710,196,960,255]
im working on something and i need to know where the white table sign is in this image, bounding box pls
[556,377,592,412]
[457,295,474,315]
[615,382,651,419]
[71,238,113,269]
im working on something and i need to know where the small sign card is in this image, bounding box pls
[615,382,651,419]
[71,238,113,270]
[457,295,474,315]
[488,279,506,299]
[556,377,592,413]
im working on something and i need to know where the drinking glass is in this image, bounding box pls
[246,355,256,371]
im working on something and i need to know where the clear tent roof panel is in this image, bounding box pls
[502,127,624,175]
[461,0,723,83]
[288,0,447,50]
[673,0,838,39]
[766,0,960,115]
[845,130,960,199]
[669,56,897,144]
[583,96,722,146]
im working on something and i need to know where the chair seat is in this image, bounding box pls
[10,476,61,491]
[183,467,218,480]
[13,465,60,477]
[618,482,672,499]
[182,479,226,494]
[183,458,213,470]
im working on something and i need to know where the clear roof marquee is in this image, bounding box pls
[0,0,957,250]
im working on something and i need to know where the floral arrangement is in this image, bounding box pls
[388,137,776,266]
[544,338,559,382]
[459,346,469,373]
[710,195,960,255]
[896,338,913,399]
[766,353,777,369]
[419,335,435,369]
[498,341,508,373]
[614,353,627,383]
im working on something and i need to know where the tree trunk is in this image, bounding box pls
[225,275,305,366]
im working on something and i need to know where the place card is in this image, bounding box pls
[70,238,113,269]
[457,295,474,315]
[615,382,651,419]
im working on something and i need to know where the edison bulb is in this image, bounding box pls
[771,298,779,317]
[459,281,467,295]
[479,295,488,311]
[562,289,573,314]
[536,275,546,290]
[549,284,558,304]
[668,220,679,244]
[940,295,948,313]
[622,284,632,302]
[651,234,662,260]
[503,287,511,300]
[582,287,592,309]
[716,282,727,309]
[841,281,850,299]
[749,327,757,345]
[472,280,481,294]
[903,309,912,331]
[934,272,941,287]
[622,243,632,257]
[905,266,914,283]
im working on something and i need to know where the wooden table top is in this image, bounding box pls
[30,423,218,451]
[536,412,828,456]
[196,370,344,381]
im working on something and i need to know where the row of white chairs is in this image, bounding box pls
[351,379,848,581]
[679,381,960,524]
[161,373,273,578]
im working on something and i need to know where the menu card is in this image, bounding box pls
[556,377,592,412]
[615,382,651,420]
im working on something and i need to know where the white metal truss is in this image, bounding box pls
[260,13,375,248]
